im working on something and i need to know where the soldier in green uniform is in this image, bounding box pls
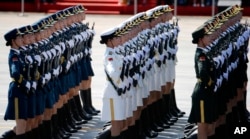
[188,24,217,139]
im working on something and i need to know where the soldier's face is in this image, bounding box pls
[81,13,86,20]
[201,35,212,46]
[23,34,31,45]
[34,32,41,41]
[40,30,46,39]
[112,37,119,47]
[14,36,23,47]
[29,33,36,43]
[106,39,114,48]
[54,22,60,30]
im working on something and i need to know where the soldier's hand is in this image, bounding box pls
[38,77,45,88]
[25,56,33,64]
[34,55,41,66]
[29,81,37,94]
[66,61,71,72]
[25,82,31,94]
[32,81,37,90]
[45,73,51,82]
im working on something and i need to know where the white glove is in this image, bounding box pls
[66,61,71,71]
[54,45,61,56]
[68,40,74,48]
[70,56,74,63]
[89,29,96,36]
[74,54,77,61]
[50,49,56,58]
[32,81,37,90]
[34,55,41,66]
[80,52,83,59]
[59,66,62,74]
[53,69,57,76]
[45,73,51,81]
[85,49,88,55]
[59,42,66,52]
[25,56,33,64]
[89,49,92,55]
[25,82,31,90]
[81,32,87,41]
[42,77,46,85]
[41,52,48,60]
[46,51,52,59]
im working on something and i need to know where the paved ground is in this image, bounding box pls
[0,12,249,139]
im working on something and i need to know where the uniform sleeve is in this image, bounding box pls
[10,54,22,83]
[197,53,210,85]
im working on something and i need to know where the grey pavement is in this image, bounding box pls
[0,12,250,139]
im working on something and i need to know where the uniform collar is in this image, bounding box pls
[197,47,208,52]
[11,48,20,54]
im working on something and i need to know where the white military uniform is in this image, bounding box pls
[101,47,126,121]
[165,23,178,83]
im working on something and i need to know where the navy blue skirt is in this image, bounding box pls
[4,82,28,120]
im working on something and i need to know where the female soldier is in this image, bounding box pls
[4,28,31,139]
[188,25,217,139]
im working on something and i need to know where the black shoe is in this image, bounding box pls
[87,88,101,113]
[95,126,111,139]
[73,95,92,121]
[53,132,62,139]
[162,116,175,126]
[69,120,82,130]
[157,121,170,129]
[151,123,164,132]
[72,115,87,125]
[15,133,26,139]
[58,130,71,139]
[165,113,178,123]
[64,124,77,133]
[144,129,158,138]
[59,128,72,136]
[1,130,16,139]
[80,90,98,115]
[80,108,93,120]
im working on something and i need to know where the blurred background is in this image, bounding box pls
[0,0,249,16]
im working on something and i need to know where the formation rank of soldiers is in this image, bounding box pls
[185,5,250,139]
[2,5,100,139]
[98,5,185,139]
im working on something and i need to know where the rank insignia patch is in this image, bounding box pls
[12,57,18,62]
[199,56,206,61]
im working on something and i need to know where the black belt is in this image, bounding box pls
[104,70,123,96]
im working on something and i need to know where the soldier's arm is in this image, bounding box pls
[197,53,211,86]
[10,54,22,83]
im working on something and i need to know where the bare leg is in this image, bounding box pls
[197,123,208,139]
[111,120,123,137]
[15,119,27,135]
